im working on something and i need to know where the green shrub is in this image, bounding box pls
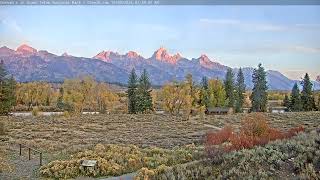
[32,107,40,116]
[136,131,320,179]
[0,121,5,135]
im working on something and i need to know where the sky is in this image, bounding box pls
[0,5,319,80]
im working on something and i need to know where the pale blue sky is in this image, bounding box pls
[0,5,319,80]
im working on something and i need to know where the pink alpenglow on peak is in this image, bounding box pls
[93,51,117,62]
[197,54,225,70]
[126,51,140,59]
[16,44,37,55]
[62,52,71,57]
[152,47,182,64]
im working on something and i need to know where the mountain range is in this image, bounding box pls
[0,44,319,90]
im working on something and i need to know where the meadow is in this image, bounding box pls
[1,112,319,152]
[0,112,320,179]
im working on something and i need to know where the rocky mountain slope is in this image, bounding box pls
[0,44,319,90]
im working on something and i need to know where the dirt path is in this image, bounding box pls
[0,144,43,180]
[97,173,136,180]
[203,124,222,130]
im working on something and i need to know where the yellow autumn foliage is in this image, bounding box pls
[40,144,203,179]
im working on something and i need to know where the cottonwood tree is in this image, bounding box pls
[62,78,87,113]
[250,63,268,112]
[185,74,201,114]
[62,77,118,114]
[206,79,226,108]
[94,83,119,113]
[301,73,316,111]
[224,68,235,108]
[15,82,58,109]
[235,68,246,113]
[161,82,192,115]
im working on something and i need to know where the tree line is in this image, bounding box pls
[0,61,120,115]
[283,73,318,112]
[1,61,319,115]
[127,63,275,115]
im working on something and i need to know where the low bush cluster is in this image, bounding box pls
[40,144,203,179]
[206,113,304,152]
[0,146,12,173]
[135,130,320,179]
[0,121,6,135]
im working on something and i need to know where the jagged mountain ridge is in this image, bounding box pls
[0,44,319,90]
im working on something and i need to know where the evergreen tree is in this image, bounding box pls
[224,68,235,108]
[235,68,246,113]
[290,83,302,111]
[317,95,320,111]
[201,76,208,90]
[301,73,315,111]
[136,69,153,113]
[200,76,209,109]
[250,63,268,112]
[127,68,138,114]
[283,94,290,111]
[0,61,16,115]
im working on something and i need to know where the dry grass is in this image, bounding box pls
[202,111,320,132]
[0,114,212,153]
[0,111,319,154]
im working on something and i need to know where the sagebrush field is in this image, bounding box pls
[0,112,320,179]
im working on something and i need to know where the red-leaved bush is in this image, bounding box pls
[205,113,305,154]
[205,125,233,145]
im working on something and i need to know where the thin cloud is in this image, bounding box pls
[200,18,320,32]
[229,44,320,54]
[199,18,287,32]
[0,18,22,33]
[287,45,320,53]
[295,23,320,30]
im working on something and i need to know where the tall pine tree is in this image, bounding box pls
[0,61,16,115]
[127,68,138,114]
[250,63,268,112]
[235,68,246,113]
[200,76,209,109]
[136,69,153,113]
[301,73,315,111]
[290,83,302,111]
[224,68,235,108]
[283,94,290,111]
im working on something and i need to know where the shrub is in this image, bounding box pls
[205,113,305,152]
[0,146,12,173]
[142,131,320,179]
[40,144,203,179]
[63,111,71,118]
[285,125,305,138]
[240,113,270,137]
[32,107,40,116]
[0,121,5,135]
[205,125,233,145]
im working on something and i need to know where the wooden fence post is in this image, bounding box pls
[40,152,42,166]
[28,148,31,160]
[19,144,22,156]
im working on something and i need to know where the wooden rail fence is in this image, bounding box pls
[18,144,43,166]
